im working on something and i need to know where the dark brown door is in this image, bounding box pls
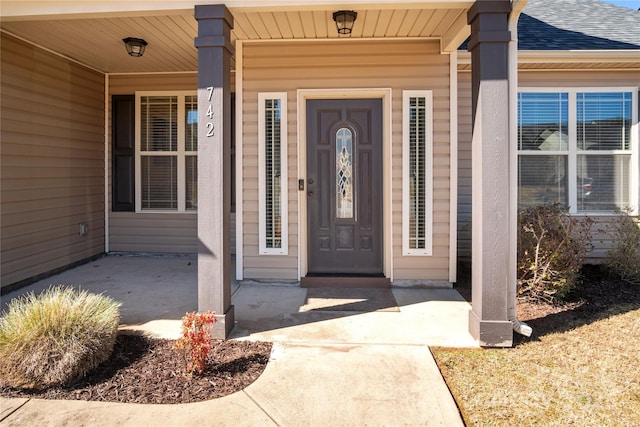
[307,99,383,275]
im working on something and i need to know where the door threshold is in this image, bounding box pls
[301,276,390,288]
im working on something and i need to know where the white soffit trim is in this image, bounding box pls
[458,50,640,65]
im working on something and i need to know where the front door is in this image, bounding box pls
[306,99,383,275]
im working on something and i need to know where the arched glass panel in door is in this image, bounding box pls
[336,127,353,219]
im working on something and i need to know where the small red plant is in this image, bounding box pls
[174,311,217,375]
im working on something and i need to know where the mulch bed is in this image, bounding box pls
[3,264,636,405]
[456,263,640,344]
[0,336,272,404]
[514,264,640,343]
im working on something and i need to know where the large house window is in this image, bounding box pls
[136,92,197,212]
[518,89,638,214]
[402,90,433,256]
[258,93,288,254]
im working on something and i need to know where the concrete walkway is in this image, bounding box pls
[1,254,476,426]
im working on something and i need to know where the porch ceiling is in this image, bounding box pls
[0,3,471,74]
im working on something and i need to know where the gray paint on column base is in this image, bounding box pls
[212,306,235,338]
[469,311,513,348]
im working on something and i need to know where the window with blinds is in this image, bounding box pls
[136,92,197,212]
[403,91,433,256]
[258,93,288,255]
[517,93,569,207]
[518,89,637,214]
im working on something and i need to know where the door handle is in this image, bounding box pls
[308,191,314,198]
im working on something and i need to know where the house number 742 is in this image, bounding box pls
[206,86,214,137]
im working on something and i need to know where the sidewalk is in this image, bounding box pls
[1,255,476,426]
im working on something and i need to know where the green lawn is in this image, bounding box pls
[432,305,640,427]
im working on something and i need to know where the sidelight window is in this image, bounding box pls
[258,93,288,254]
[402,91,433,256]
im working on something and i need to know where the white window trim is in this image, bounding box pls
[518,87,639,216]
[402,90,433,256]
[258,92,288,255]
[135,91,197,214]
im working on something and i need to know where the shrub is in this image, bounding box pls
[604,210,640,284]
[174,311,217,375]
[0,285,121,389]
[517,203,593,303]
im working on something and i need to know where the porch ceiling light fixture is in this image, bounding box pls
[332,10,357,35]
[123,37,148,57]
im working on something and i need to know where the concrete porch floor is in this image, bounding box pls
[0,253,477,348]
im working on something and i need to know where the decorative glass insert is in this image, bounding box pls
[409,97,427,250]
[265,99,282,249]
[336,128,353,219]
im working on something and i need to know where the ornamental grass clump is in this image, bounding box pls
[0,285,121,389]
[174,311,217,375]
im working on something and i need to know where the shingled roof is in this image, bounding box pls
[461,0,640,50]
[519,0,640,50]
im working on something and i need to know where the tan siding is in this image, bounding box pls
[456,69,640,261]
[518,70,640,88]
[1,34,105,289]
[586,215,639,263]
[456,72,473,260]
[242,39,451,281]
[107,74,236,254]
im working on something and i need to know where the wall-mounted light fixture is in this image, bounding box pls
[123,37,148,57]
[332,10,357,35]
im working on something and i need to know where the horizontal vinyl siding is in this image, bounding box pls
[242,39,451,281]
[1,33,105,289]
[457,72,473,260]
[108,73,236,254]
[456,69,640,261]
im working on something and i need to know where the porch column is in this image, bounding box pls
[194,4,234,339]
[467,0,513,347]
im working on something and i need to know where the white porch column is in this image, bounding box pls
[467,0,514,347]
[194,4,234,339]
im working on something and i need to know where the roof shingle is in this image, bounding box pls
[519,0,640,50]
[461,0,640,50]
